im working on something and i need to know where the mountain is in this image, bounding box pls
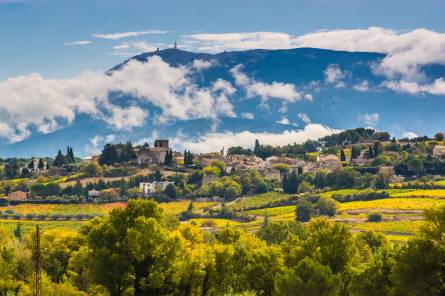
[1,47,445,158]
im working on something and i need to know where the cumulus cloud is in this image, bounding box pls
[93,29,168,40]
[240,112,254,120]
[324,64,347,88]
[353,80,370,92]
[277,117,290,125]
[111,41,160,55]
[172,124,340,153]
[192,59,215,71]
[298,112,311,124]
[402,131,418,139]
[65,40,91,46]
[184,27,445,81]
[385,78,445,95]
[184,32,296,53]
[357,113,380,126]
[0,56,236,143]
[230,65,310,103]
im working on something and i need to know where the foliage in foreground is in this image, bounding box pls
[0,199,444,296]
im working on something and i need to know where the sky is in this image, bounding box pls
[0,0,445,153]
[1,0,445,79]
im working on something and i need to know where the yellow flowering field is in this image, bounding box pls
[338,198,445,211]
[390,189,445,198]
[347,220,424,234]
[0,201,216,217]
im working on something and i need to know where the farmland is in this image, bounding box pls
[1,188,444,242]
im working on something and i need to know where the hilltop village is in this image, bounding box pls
[1,128,444,207]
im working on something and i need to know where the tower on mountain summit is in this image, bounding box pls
[174,41,177,49]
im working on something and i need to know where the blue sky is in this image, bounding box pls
[1,0,445,79]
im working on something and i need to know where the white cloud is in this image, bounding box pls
[184,27,445,80]
[298,112,311,124]
[192,59,215,71]
[111,41,160,55]
[324,64,347,88]
[93,29,168,40]
[172,123,340,153]
[357,112,380,126]
[230,65,309,103]
[104,106,148,130]
[353,80,370,92]
[277,117,290,125]
[84,134,116,155]
[65,40,91,46]
[0,56,235,143]
[385,78,445,95]
[402,131,418,139]
[184,32,296,53]
[240,112,254,120]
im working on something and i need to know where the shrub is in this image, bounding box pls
[26,213,35,220]
[367,213,383,222]
[201,220,216,227]
[37,214,48,220]
[296,202,313,222]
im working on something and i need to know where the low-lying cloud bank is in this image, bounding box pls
[172,124,340,153]
[184,27,445,82]
[0,56,236,142]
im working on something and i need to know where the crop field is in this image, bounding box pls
[228,192,293,211]
[390,189,445,198]
[337,198,445,211]
[0,219,84,234]
[0,201,215,216]
[246,205,296,217]
[346,220,424,235]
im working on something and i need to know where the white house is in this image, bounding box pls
[88,189,100,198]
[139,181,174,196]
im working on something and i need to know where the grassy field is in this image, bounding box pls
[228,192,293,211]
[246,205,296,217]
[346,220,423,235]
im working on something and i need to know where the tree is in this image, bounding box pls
[81,162,103,177]
[375,173,389,189]
[276,257,338,296]
[296,202,313,222]
[351,145,361,159]
[391,206,445,295]
[367,146,374,159]
[85,199,180,296]
[66,146,75,163]
[407,158,424,176]
[434,132,444,141]
[373,142,383,157]
[340,149,346,161]
[283,171,300,194]
[99,143,118,165]
[254,139,260,156]
[38,158,45,171]
[54,149,67,167]
[164,183,178,199]
[5,159,19,179]
[164,149,173,166]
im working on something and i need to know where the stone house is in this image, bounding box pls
[136,140,170,165]
[8,191,28,201]
[433,145,445,158]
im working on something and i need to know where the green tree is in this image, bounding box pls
[85,199,180,296]
[296,202,313,222]
[340,149,346,161]
[276,257,338,296]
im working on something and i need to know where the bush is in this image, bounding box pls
[367,213,383,222]
[296,202,313,222]
[26,213,35,220]
[201,220,216,227]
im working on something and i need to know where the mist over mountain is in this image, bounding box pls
[1,47,445,158]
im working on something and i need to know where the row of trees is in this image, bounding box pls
[1,199,444,295]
